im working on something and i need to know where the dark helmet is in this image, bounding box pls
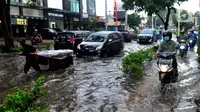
[163,31,172,40]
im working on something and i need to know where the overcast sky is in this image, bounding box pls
[96,0,200,17]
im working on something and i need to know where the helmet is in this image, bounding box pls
[163,31,172,41]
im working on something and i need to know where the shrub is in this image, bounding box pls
[122,46,157,79]
[10,47,23,52]
[0,76,49,112]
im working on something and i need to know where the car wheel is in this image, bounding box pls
[100,51,108,58]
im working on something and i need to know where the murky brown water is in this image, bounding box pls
[0,40,200,112]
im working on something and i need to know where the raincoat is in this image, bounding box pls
[157,40,177,52]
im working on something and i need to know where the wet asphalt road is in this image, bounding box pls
[0,40,200,112]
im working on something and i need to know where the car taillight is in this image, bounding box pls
[128,34,130,38]
[68,38,76,42]
[54,40,58,43]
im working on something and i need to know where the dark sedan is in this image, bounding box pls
[76,31,124,58]
[38,28,58,39]
[119,30,136,42]
[137,29,157,44]
[54,31,91,52]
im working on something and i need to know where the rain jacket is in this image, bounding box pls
[157,40,177,52]
[188,33,197,44]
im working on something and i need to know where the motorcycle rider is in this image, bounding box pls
[32,29,42,44]
[155,31,179,82]
[177,31,189,53]
[187,29,197,49]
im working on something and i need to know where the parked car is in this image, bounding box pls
[54,31,91,52]
[119,30,136,42]
[137,29,156,44]
[53,28,67,33]
[76,31,124,58]
[38,28,58,39]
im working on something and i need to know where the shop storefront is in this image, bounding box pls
[11,17,27,37]
[47,12,64,29]
[23,8,49,35]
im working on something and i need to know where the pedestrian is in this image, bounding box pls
[157,31,163,44]
[18,39,41,75]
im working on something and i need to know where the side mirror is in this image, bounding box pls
[108,39,112,42]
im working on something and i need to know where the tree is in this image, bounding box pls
[122,0,187,30]
[171,11,194,33]
[0,0,14,51]
[128,13,141,29]
[146,16,164,27]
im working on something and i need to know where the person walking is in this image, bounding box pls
[18,39,41,74]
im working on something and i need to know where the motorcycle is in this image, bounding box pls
[28,34,43,45]
[188,38,196,49]
[157,52,177,88]
[178,42,188,58]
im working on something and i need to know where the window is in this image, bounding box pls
[140,29,153,34]
[22,0,43,6]
[11,0,19,3]
[64,0,80,12]
[85,34,107,42]
[70,0,79,12]
[112,33,119,40]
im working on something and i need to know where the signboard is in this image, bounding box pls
[83,13,88,18]
[48,12,64,19]
[11,18,27,25]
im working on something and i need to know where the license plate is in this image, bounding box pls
[89,50,94,52]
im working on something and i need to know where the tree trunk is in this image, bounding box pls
[164,6,171,30]
[0,0,14,52]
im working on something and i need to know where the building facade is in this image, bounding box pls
[3,0,82,37]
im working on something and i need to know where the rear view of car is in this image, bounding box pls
[119,30,132,42]
[137,29,156,44]
[54,33,75,50]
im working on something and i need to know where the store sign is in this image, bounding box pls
[48,13,63,18]
[82,13,88,18]
[11,18,27,25]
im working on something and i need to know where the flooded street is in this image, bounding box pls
[0,41,200,112]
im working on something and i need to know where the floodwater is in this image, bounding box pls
[0,41,200,112]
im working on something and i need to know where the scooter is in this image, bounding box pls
[28,34,43,45]
[188,38,196,49]
[157,52,177,89]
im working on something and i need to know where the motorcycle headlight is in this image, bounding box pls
[77,44,81,49]
[96,45,103,51]
[189,40,193,43]
[159,65,169,72]
[180,46,185,49]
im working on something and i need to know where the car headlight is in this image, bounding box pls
[77,44,81,49]
[96,45,103,51]
[180,46,185,49]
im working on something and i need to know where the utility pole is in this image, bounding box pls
[152,16,154,29]
[125,11,128,30]
[114,0,118,31]
[105,0,108,30]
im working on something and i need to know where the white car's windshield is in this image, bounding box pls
[140,30,153,34]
